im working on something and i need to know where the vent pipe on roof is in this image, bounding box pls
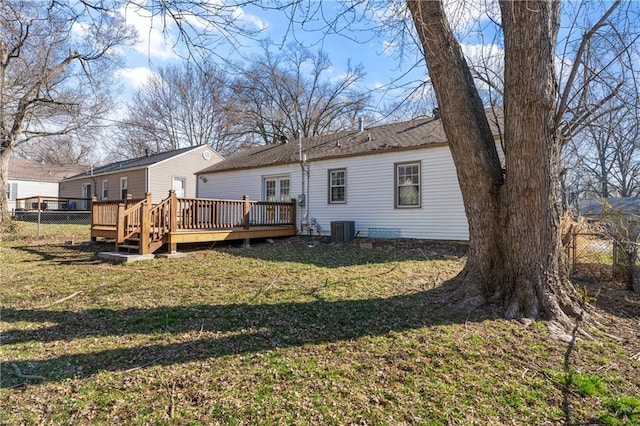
[433,108,441,119]
[145,148,149,157]
[280,134,288,144]
[357,117,364,133]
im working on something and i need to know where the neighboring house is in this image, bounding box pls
[60,145,223,206]
[579,197,640,225]
[6,157,84,212]
[196,110,503,241]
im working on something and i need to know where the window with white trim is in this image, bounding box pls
[101,180,109,200]
[263,176,290,202]
[395,162,421,208]
[7,182,18,201]
[120,177,128,199]
[328,169,346,203]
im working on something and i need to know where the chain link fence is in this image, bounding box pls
[566,228,639,285]
[4,196,92,237]
[11,209,91,225]
[566,232,615,281]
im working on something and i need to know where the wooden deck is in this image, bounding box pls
[91,192,297,254]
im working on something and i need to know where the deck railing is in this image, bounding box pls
[117,197,146,243]
[175,195,296,230]
[149,196,172,242]
[91,195,144,227]
[90,191,297,254]
[15,196,92,211]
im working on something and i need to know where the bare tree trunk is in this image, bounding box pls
[407,0,582,329]
[407,0,506,309]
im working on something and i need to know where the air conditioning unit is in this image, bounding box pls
[331,221,356,243]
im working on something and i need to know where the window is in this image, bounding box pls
[7,182,18,201]
[328,169,346,203]
[101,180,109,200]
[395,162,421,208]
[263,176,290,202]
[120,177,128,199]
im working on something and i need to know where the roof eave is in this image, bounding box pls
[198,142,450,174]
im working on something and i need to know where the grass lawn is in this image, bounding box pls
[1,225,639,425]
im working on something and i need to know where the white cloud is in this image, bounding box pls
[444,0,500,34]
[115,67,156,89]
[121,4,180,61]
[232,6,269,31]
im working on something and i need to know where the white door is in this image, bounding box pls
[82,183,92,210]
[172,177,186,198]
[264,177,290,202]
[264,176,290,223]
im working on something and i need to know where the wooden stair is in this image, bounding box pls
[116,234,141,252]
[114,194,170,255]
[116,233,166,255]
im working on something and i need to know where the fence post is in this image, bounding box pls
[571,232,578,273]
[36,209,41,237]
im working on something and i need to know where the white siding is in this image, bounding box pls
[148,146,223,203]
[198,145,469,241]
[198,163,305,230]
[306,146,468,240]
[7,180,59,211]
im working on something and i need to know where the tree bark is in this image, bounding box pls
[407,0,582,328]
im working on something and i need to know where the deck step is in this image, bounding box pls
[117,244,140,251]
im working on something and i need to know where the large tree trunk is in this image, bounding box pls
[407,0,582,328]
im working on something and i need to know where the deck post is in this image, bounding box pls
[243,195,250,247]
[140,194,151,255]
[243,195,250,230]
[169,190,177,232]
[168,190,178,253]
[116,202,125,243]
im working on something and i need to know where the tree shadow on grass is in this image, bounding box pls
[13,243,108,265]
[205,237,469,268]
[1,286,498,388]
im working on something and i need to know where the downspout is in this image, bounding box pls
[90,164,97,198]
[299,133,307,233]
[305,153,310,231]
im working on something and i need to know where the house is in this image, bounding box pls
[60,145,223,207]
[196,110,503,241]
[579,197,640,225]
[6,157,84,211]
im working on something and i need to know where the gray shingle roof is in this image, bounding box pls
[579,197,640,215]
[197,109,503,174]
[64,145,203,180]
[8,157,85,182]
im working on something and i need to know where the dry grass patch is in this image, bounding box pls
[1,234,639,425]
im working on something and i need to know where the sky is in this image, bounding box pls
[110,2,436,121]
[108,1,634,125]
